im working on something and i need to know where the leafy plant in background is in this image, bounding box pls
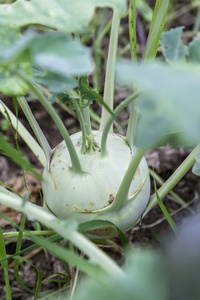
[0,0,200,299]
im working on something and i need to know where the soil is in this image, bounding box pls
[0,1,200,299]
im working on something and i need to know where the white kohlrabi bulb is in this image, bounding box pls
[42,131,150,232]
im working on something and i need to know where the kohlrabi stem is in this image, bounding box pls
[17,97,52,163]
[81,106,92,134]
[101,91,140,157]
[0,188,124,278]
[71,98,87,154]
[78,78,92,135]
[100,9,120,132]
[126,98,139,150]
[15,70,83,174]
[0,100,46,166]
[111,148,145,210]
[145,143,200,214]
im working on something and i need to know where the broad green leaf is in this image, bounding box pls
[116,60,200,148]
[31,33,93,77]
[0,0,127,35]
[192,152,200,176]
[35,72,77,94]
[0,31,93,95]
[188,37,200,63]
[160,27,187,63]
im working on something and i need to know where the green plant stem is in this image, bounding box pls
[145,143,200,214]
[3,230,55,238]
[100,9,120,132]
[126,98,139,150]
[0,188,125,278]
[17,97,52,162]
[101,91,140,157]
[0,100,46,166]
[81,106,91,134]
[71,98,87,154]
[143,0,169,61]
[94,12,112,91]
[112,148,145,210]
[129,0,137,60]
[15,69,83,174]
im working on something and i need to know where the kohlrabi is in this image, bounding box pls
[0,1,151,234]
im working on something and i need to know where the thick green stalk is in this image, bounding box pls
[100,10,120,132]
[17,97,52,162]
[15,70,83,174]
[143,0,169,60]
[145,144,200,214]
[0,101,46,166]
[94,15,112,91]
[111,148,145,210]
[101,91,140,157]
[0,188,125,278]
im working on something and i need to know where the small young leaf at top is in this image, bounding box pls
[160,27,187,64]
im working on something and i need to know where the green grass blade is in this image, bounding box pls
[14,215,33,293]
[0,134,42,180]
[13,256,42,299]
[30,234,107,281]
[0,227,12,300]
[0,233,62,264]
[154,178,179,236]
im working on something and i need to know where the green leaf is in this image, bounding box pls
[31,33,93,77]
[192,152,200,176]
[0,31,93,95]
[160,27,187,63]
[188,37,200,63]
[34,72,77,94]
[116,60,200,149]
[0,0,127,35]
[79,220,118,238]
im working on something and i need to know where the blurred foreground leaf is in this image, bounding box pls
[0,31,93,95]
[0,0,127,35]
[116,60,200,149]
